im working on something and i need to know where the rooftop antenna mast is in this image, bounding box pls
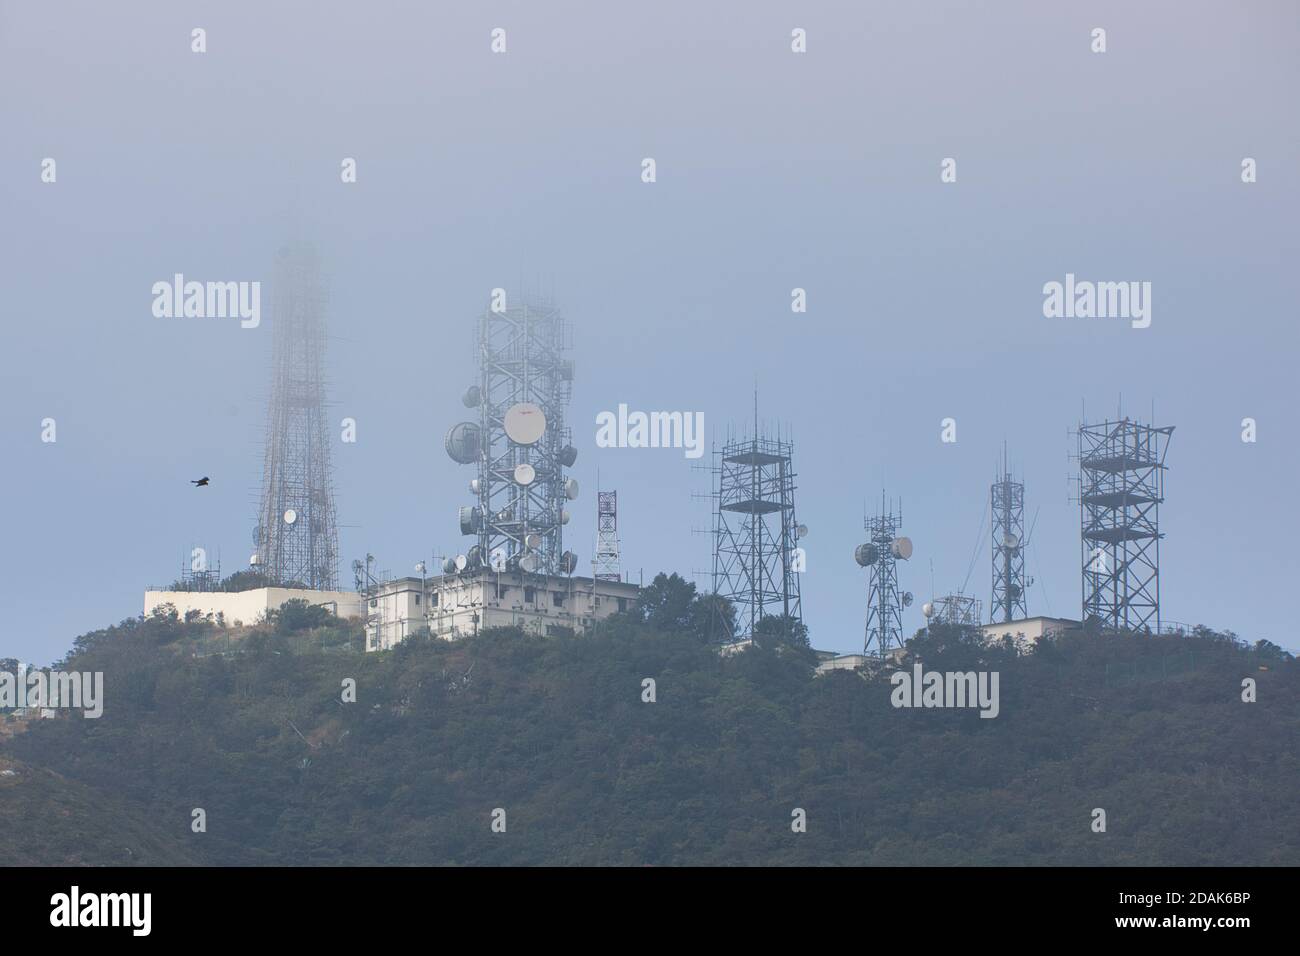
[445,290,580,577]
[593,472,622,583]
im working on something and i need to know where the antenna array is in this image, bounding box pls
[856,495,913,656]
[991,447,1028,623]
[446,293,579,576]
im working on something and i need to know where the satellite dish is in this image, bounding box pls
[519,553,540,573]
[564,478,579,500]
[469,478,480,495]
[503,403,547,445]
[796,524,809,539]
[524,533,542,550]
[442,557,458,575]
[1003,532,1021,550]
[558,445,578,468]
[454,554,469,572]
[458,506,482,535]
[414,561,426,574]
[466,546,483,568]
[514,463,537,485]
[922,602,934,619]
[283,508,298,525]
[444,422,481,464]
[559,551,578,574]
[902,591,914,607]
[854,543,880,567]
[249,553,261,566]
[560,509,571,525]
[461,385,482,408]
[891,537,913,560]
[1007,583,1022,599]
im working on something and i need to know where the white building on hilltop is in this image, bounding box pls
[143,587,361,627]
[979,616,1079,646]
[364,570,640,651]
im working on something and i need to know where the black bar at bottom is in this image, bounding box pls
[0,866,1286,942]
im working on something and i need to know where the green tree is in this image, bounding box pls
[220,569,269,592]
[690,592,737,642]
[752,613,810,649]
[269,599,334,634]
[1254,639,1293,663]
[635,573,698,632]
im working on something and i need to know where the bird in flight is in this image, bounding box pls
[192,477,210,487]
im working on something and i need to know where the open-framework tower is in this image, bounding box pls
[710,423,803,641]
[593,489,621,582]
[446,294,579,576]
[1078,417,1173,632]
[930,593,982,628]
[991,449,1028,623]
[253,242,339,589]
[856,496,912,656]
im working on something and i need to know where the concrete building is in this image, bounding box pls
[814,653,869,675]
[363,570,641,651]
[143,587,362,627]
[718,638,754,657]
[813,646,907,675]
[979,616,1079,646]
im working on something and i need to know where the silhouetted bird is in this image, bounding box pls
[192,477,210,487]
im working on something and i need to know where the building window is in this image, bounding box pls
[430,592,439,606]
[552,591,564,607]
[617,597,627,612]
[525,587,536,603]
[414,594,421,606]
[369,598,377,608]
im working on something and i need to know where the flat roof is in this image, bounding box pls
[373,571,640,592]
[981,616,1080,628]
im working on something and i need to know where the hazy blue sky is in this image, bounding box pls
[2,1,1298,663]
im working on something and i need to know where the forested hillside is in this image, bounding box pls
[2,574,1296,866]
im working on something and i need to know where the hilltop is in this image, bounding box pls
[2,576,1297,866]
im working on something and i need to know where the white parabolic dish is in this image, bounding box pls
[503,403,547,445]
